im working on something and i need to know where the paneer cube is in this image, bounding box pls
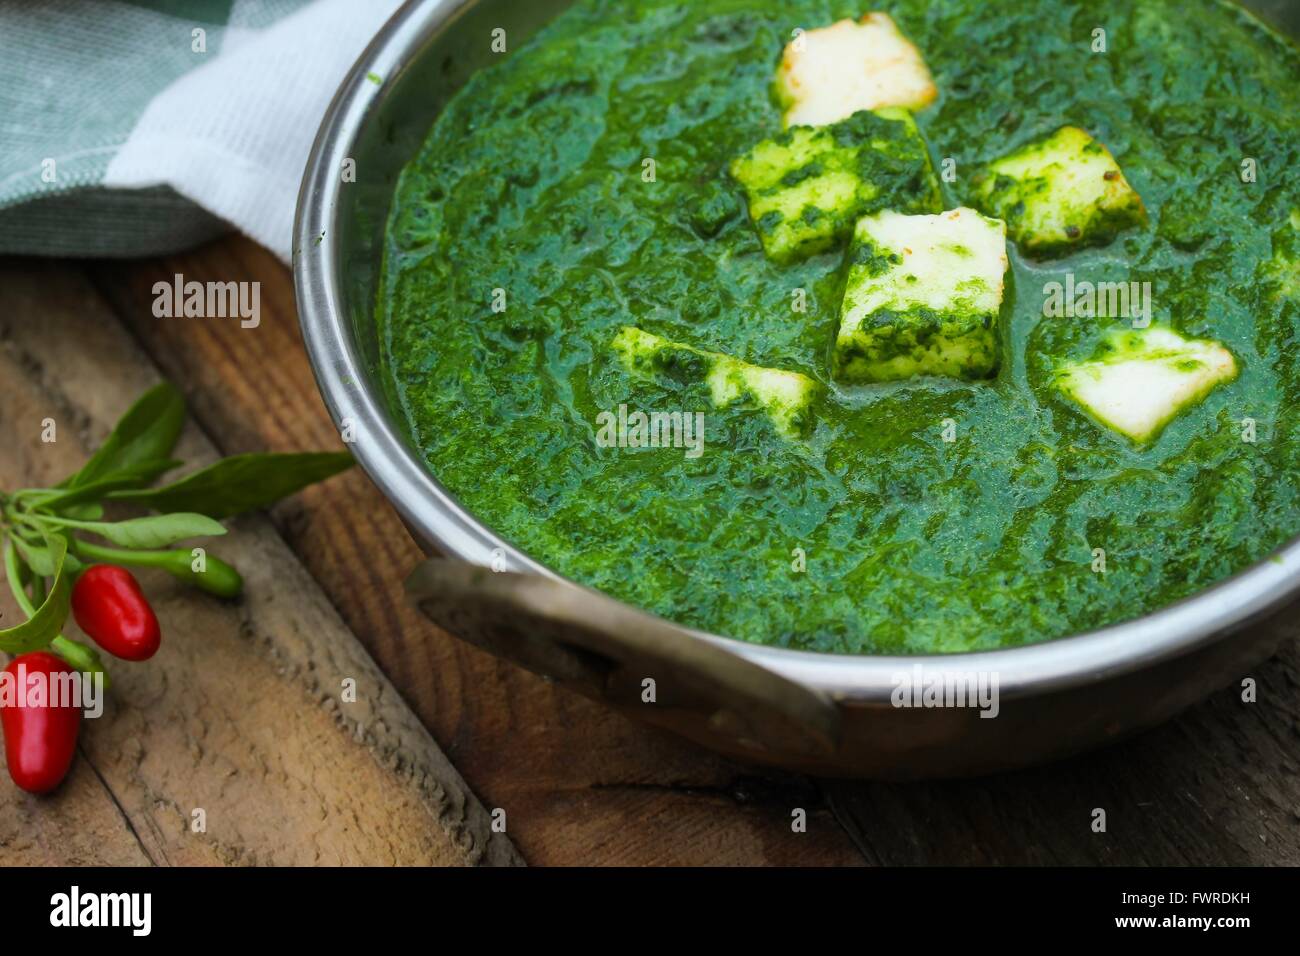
[1052,326,1238,444]
[972,126,1145,256]
[729,108,941,264]
[611,326,820,437]
[776,13,937,128]
[833,207,1008,383]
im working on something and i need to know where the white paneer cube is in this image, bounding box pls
[612,326,820,438]
[1053,326,1238,444]
[835,207,1008,383]
[776,13,937,128]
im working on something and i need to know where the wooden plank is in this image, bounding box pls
[89,236,865,866]
[0,758,154,866]
[0,262,520,866]
[827,655,1300,864]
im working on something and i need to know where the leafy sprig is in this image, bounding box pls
[0,382,353,678]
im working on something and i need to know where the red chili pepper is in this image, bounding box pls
[71,565,162,662]
[1,651,83,794]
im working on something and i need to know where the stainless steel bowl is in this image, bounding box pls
[294,0,1300,777]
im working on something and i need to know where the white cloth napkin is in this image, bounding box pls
[103,0,402,262]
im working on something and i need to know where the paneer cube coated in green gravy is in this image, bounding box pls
[729,107,942,264]
[611,326,821,438]
[834,207,1009,383]
[972,125,1145,256]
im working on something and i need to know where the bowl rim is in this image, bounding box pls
[293,0,1300,702]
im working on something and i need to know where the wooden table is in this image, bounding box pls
[5,235,1298,865]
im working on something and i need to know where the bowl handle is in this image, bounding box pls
[405,558,841,760]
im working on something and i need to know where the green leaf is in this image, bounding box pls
[38,459,182,511]
[11,534,57,577]
[107,451,354,519]
[0,536,71,654]
[64,513,227,549]
[66,382,186,489]
[62,550,84,576]
[61,503,104,522]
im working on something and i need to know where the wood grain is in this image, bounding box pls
[0,262,520,867]
[827,652,1300,864]
[88,236,863,866]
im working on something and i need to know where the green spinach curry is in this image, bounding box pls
[379,0,1300,654]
